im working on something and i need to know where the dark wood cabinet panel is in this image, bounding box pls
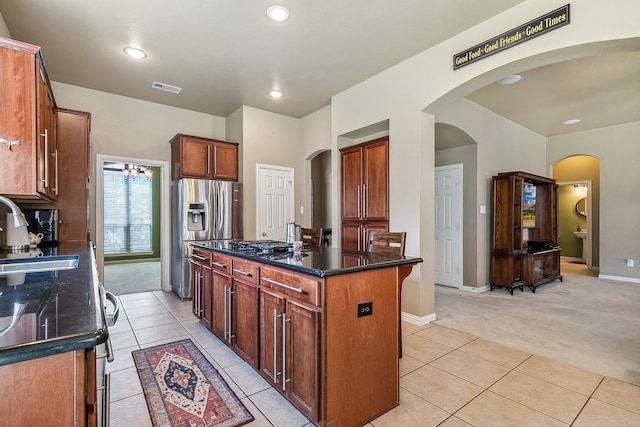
[170,134,238,181]
[201,264,214,330]
[340,137,389,252]
[259,289,285,387]
[490,171,562,294]
[232,279,259,368]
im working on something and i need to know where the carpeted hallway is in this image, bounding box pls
[432,261,640,387]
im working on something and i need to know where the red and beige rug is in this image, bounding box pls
[132,339,254,427]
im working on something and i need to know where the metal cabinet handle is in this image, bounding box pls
[363,184,367,217]
[357,185,361,218]
[212,261,227,268]
[224,285,228,342]
[282,314,290,392]
[233,268,251,276]
[104,290,120,327]
[53,149,58,195]
[227,287,234,343]
[207,145,211,174]
[97,372,111,427]
[263,278,303,294]
[273,309,279,384]
[192,254,207,261]
[40,129,48,187]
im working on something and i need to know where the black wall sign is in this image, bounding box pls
[453,4,570,70]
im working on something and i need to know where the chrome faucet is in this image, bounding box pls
[0,195,28,231]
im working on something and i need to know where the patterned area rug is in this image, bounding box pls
[132,339,253,427]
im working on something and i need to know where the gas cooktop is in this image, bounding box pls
[229,240,292,254]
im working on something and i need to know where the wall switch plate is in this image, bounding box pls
[357,301,373,317]
[480,205,487,214]
[627,259,634,267]
[300,206,304,214]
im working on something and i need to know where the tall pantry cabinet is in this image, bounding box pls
[340,137,389,252]
[0,37,58,201]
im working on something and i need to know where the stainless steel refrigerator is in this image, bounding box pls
[171,179,242,299]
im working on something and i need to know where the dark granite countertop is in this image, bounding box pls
[0,242,107,366]
[192,240,423,277]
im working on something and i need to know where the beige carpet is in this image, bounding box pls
[434,262,640,387]
[103,260,161,295]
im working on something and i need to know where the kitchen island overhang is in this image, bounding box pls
[191,241,422,426]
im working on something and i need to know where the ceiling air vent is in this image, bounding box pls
[152,81,182,94]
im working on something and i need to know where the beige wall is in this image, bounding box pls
[331,0,640,320]
[240,106,302,240]
[0,11,10,38]
[548,121,640,280]
[50,82,227,241]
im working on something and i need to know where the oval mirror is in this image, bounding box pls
[576,197,587,217]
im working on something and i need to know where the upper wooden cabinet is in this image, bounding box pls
[340,137,389,222]
[0,38,58,201]
[170,134,239,181]
[340,136,389,251]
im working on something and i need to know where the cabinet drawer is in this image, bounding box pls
[232,258,259,285]
[211,253,231,274]
[192,247,212,265]
[260,266,321,307]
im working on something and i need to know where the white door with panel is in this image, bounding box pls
[434,164,462,288]
[257,164,294,241]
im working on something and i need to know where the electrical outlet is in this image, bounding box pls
[627,259,634,267]
[300,206,304,214]
[357,301,373,317]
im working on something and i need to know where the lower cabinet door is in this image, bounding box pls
[259,289,285,388]
[211,269,229,340]
[232,279,259,368]
[285,300,320,421]
[201,265,213,330]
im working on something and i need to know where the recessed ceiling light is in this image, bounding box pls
[267,5,290,22]
[269,90,284,98]
[123,47,147,59]
[496,74,521,85]
[561,119,581,125]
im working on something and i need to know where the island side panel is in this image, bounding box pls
[324,266,399,426]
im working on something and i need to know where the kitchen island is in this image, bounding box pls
[0,242,111,425]
[190,241,422,427]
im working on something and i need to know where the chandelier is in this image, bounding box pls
[122,164,153,180]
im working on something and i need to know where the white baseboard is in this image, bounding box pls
[401,311,437,326]
[459,284,490,293]
[598,274,640,284]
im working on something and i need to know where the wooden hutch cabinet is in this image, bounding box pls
[0,38,58,201]
[490,171,562,294]
[340,136,389,252]
[170,134,238,181]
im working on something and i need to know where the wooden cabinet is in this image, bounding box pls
[231,258,259,368]
[340,137,389,251]
[0,38,58,201]
[259,265,321,421]
[490,171,562,294]
[170,134,239,181]
[53,109,91,241]
[0,349,92,425]
[190,247,212,318]
[523,248,562,292]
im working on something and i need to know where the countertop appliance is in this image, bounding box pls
[170,179,242,299]
[21,209,59,247]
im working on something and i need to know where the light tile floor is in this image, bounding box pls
[108,291,640,426]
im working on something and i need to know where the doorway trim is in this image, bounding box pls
[96,154,171,291]
[256,163,295,240]
[557,180,593,268]
[434,163,463,289]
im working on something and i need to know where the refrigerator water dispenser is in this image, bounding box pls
[187,203,207,231]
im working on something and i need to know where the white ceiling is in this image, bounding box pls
[1,0,638,137]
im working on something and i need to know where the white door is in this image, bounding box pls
[257,164,294,241]
[434,164,463,288]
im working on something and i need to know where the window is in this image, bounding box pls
[103,164,153,255]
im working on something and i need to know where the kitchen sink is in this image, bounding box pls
[0,255,79,275]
